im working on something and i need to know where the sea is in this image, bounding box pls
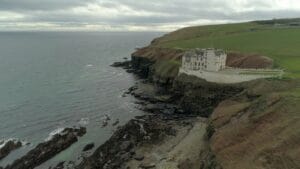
[0,31,163,168]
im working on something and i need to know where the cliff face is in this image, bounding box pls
[128,27,300,169]
[131,46,274,88]
[131,47,183,87]
[132,47,183,61]
[129,46,300,169]
[130,53,243,117]
[173,74,243,117]
[209,79,300,169]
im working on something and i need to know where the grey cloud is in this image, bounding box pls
[0,0,299,31]
[0,0,95,11]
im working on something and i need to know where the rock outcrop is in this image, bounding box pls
[0,140,22,160]
[173,74,243,117]
[75,115,176,169]
[5,127,86,169]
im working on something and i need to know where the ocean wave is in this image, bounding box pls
[0,138,24,149]
[44,128,65,142]
[65,88,84,94]
[86,64,93,67]
[78,117,89,126]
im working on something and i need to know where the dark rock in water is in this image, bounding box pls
[102,121,108,128]
[126,69,134,73]
[112,119,120,126]
[127,86,138,94]
[101,114,111,128]
[74,127,87,137]
[83,143,95,152]
[5,127,86,169]
[0,140,22,160]
[101,114,111,121]
[111,61,131,68]
[52,161,65,169]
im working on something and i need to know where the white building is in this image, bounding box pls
[182,48,227,72]
[179,48,283,84]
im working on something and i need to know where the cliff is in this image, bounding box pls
[127,21,300,169]
[210,79,300,169]
[131,47,274,88]
[129,51,300,168]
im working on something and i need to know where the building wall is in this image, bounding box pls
[182,49,226,72]
[180,49,282,84]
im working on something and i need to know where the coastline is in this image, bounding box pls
[98,46,300,169]
[69,56,243,169]
[3,50,248,168]
[2,29,299,169]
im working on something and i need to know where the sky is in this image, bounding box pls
[0,0,300,32]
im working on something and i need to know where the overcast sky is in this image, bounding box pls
[0,0,300,31]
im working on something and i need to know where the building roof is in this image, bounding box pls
[183,48,225,58]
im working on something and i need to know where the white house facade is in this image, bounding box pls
[182,48,227,72]
[179,48,283,84]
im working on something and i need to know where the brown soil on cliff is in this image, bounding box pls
[209,80,300,169]
[227,52,273,69]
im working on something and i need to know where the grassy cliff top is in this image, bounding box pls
[151,19,300,78]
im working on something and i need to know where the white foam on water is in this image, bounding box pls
[0,138,21,149]
[78,117,89,126]
[86,64,93,67]
[101,114,111,121]
[45,128,65,142]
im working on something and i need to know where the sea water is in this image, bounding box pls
[0,31,163,168]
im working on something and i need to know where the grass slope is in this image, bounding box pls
[153,21,300,78]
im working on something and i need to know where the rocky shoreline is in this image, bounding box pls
[54,54,300,169]
[74,79,212,168]
[0,53,250,169]
[4,127,86,169]
[2,49,292,169]
[2,54,295,169]
[0,140,22,161]
[69,57,243,169]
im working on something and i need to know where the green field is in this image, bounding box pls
[154,20,300,78]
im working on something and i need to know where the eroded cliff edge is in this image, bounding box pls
[110,43,300,169]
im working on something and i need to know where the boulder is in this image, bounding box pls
[83,143,95,152]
